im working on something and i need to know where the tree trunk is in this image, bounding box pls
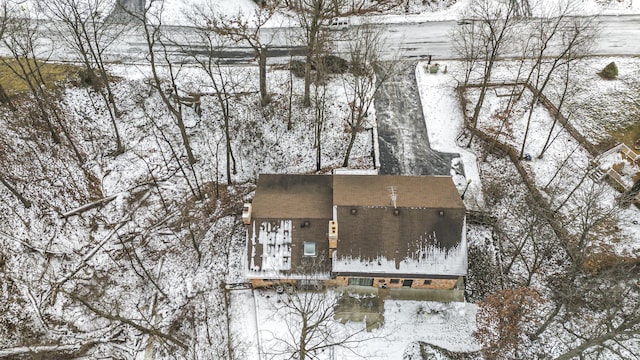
[303,4,322,107]
[97,65,124,155]
[299,317,308,360]
[225,113,233,185]
[304,53,313,107]
[467,82,489,147]
[316,119,322,171]
[142,20,197,166]
[0,175,31,208]
[288,58,294,130]
[175,107,197,165]
[259,47,269,106]
[0,83,15,111]
[539,66,571,158]
[342,127,357,167]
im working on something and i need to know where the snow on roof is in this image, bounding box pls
[247,175,467,278]
[332,219,467,277]
[248,220,292,274]
[332,168,379,175]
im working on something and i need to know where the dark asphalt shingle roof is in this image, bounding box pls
[251,174,333,219]
[333,175,464,209]
[248,174,466,277]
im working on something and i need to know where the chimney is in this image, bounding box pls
[328,221,338,257]
[241,203,252,225]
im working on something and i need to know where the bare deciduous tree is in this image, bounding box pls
[38,0,129,155]
[455,1,519,147]
[122,0,198,167]
[538,59,577,158]
[1,6,85,164]
[210,2,279,106]
[551,265,640,360]
[0,2,15,111]
[290,0,342,107]
[264,283,375,359]
[313,58,329,172]
[518,5,596,159]
[494,195,558,287]
[340,22,396,168]
[455,0,519,147]
[185,9,241,185]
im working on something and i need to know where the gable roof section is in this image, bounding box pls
[332,175,467,277]
[333,175,464,209]
[252,174,333,219]
[332,207,467,277]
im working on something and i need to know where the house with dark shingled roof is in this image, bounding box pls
[242,174,467,300]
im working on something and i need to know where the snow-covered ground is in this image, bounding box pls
[1,0,639,359]
[230,290,478,360]
[416,64,485,210]
[224,54,640,358]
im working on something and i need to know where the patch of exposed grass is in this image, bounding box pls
[612,121,640,149]
[0,58,82,95]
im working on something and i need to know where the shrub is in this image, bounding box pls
[317,55,349,74]
[474,287,544,360]
[289,60,305,78]
[599,61,618,80]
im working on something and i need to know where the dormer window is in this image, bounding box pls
[303,242,316,256]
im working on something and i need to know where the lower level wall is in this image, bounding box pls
[334,276,461,290]
[251,276,464,291]
[250,278,297,289]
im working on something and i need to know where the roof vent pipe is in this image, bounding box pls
[388,186,398,208]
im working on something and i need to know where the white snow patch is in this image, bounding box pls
[250,220,293,273]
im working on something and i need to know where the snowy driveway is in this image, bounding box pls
[375,62,459,176]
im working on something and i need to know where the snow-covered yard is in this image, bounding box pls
[222,55,640,359]
[230,289,478,359]
[1,0,639,359]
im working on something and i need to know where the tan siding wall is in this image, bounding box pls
[324,276,347,286]
[333,277,349,287]
[250,279,297,288]
[334,276,458,290]
[409,279,457,289]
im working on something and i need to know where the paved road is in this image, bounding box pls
[375,62,458,176]
[13,13,640,64]
[116,14,640,63]
[110,0,640,60]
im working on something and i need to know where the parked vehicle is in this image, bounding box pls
[328,17,349,30]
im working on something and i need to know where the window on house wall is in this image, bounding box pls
[348,278,374,286]
[299,279,322,289]
[423,280,432,285]
[390,279,400,284]
[303,242,316,256]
